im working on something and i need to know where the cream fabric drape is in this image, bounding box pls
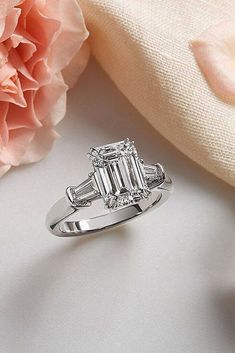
[78,0,235,186]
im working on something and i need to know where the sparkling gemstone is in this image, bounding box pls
[89,139,150,209]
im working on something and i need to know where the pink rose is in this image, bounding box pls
[0,0,89,177]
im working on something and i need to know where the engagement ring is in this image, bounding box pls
[46,138,173,236]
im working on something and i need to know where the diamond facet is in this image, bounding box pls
[89,139,150,209]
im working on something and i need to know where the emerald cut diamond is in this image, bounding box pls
[88,139,150,209]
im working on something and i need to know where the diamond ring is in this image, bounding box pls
[46,139,173,236]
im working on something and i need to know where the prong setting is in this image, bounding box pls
[90,139,151,209]
[66,139,166,210]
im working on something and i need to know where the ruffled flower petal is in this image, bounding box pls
[190,21,235,103]
[34,73,67,122]
[20,126,59,164]
[0,8,21,42]
[9,32,37,61]
[0,102,9,146]
[0,127,35,165]
[24,4,60,47]
[45,0,89,74]
[62,41,90,88]
[44,90,66,126]
[0,163,11,177]
[0,0,89,176]
[7,90,42,129]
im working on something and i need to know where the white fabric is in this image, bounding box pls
[79,0,235,186]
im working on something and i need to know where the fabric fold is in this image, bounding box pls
[78,0,235,186]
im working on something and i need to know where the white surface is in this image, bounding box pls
[0,58,235,353]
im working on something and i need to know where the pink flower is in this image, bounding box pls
[190,21,235,103]
[0,0,89,177]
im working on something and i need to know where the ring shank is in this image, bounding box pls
[46,176,172,237]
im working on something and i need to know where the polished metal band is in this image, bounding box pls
[46,175,172,237]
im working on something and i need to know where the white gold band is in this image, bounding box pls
[46,176,172,237]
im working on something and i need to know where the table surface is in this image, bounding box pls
[0,58,235,353]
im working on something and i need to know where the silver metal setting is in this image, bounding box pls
[46,139,173,237]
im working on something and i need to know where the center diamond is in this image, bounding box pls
[89,139,150,209]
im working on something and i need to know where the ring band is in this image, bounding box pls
[46,139,173,237]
